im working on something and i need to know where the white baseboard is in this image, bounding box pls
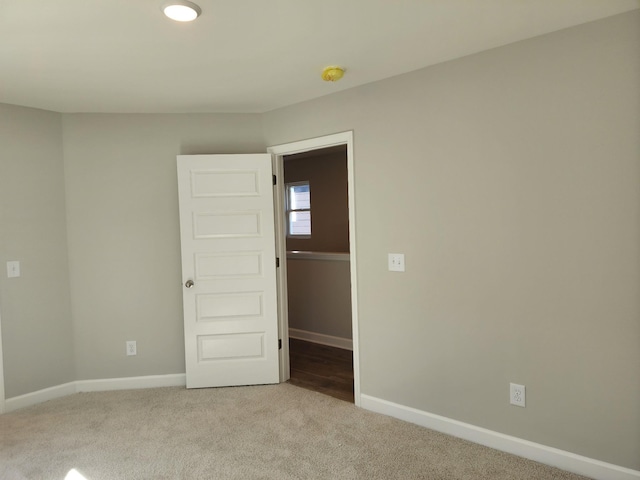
[289,328,352,350]
[4,374,186,413]
[76,373,186,392]
[5,382,77,412]
[360,394,640,480]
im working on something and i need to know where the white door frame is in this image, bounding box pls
[267,131,361,406]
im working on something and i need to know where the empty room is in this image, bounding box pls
[0,1,639,479]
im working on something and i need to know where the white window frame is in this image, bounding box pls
[285,181,311,238]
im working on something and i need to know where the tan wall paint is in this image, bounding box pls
[0,104,75,398]
[287,257,352,339]
[284,150,349,252]
[284,149,352,340]
[61,113,265,381]
[264,12,640,470]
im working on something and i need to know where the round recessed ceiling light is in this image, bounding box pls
[163,1,202,22]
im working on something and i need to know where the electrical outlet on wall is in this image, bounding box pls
[388,253,405,272]
[126,341,137,356]
[510,383,526,407]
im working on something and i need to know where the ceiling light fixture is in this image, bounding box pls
[163,1,202,22]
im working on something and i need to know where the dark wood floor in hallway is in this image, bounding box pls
[288,338,354,403]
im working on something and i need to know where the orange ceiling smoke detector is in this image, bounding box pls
[321,66,345,82]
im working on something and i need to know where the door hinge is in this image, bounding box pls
[276,257,280,268]
[273,175,277,185]
[278,339,282,350]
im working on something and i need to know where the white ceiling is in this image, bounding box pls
[1,0,638,114]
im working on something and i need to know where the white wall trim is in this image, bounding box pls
[360,394,640,480]
[5,381,77,412]
[287,251,350,262]
[75,373,186,393]
[289,328,353,351]
[4,374,186,413]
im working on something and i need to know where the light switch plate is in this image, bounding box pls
[388,253,405,272]
[7,261,20,278]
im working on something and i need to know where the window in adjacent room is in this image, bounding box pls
[286,181,311,237]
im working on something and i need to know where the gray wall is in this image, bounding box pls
[0,10,637,472]
[264,11,640,470]
[0,104,75,397]
[62,114,265,380]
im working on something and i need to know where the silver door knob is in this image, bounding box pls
[185,279,194,288]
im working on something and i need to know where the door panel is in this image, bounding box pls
[177,154,279,389]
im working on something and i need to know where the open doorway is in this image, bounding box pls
[268,131,360,406]
[283,146,354,402]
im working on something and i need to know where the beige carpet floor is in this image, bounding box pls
[0,384,590,480]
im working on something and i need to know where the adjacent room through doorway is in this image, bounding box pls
[282,145,354,402]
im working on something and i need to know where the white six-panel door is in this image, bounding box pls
[177,154,280,388]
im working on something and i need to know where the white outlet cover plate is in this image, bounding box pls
[388,253,405,272]
[126,341,137,356]
[510,383,526,407]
